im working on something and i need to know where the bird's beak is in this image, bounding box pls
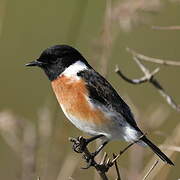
[25,60,44,67]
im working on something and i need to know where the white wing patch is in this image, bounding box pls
[124,125,139,142]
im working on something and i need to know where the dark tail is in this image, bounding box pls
[141,136,174,166]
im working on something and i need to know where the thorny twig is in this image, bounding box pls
[69,136,112,180]
[115,49,180,111]
[142,160,159,180]
[69,134,146,180]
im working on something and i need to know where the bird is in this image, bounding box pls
[26,44,174,165]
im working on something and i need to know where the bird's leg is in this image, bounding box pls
[82,141,108,169]
[91,141,108,157]
[85,135,108,158]
[85,134,105,144]
[70,135,109,169]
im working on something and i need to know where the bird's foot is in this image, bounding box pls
[69,136,114,171]
[69,136,88,153]
[69,136,99,169]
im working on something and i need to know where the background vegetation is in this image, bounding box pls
[0,0,180,179]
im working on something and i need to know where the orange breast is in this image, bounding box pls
[51,75,109,125]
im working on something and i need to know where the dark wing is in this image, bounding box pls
[77,69,139,128]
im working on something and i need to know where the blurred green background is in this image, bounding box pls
[0,0,180,179]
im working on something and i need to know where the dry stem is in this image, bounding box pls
[113,153,121,180]
[142,160,159,180]
[115,50,180,111]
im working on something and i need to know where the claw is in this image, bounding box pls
[72,143,82,153]
[70,136,88,153]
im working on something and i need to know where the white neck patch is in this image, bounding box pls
[61,61,88,77]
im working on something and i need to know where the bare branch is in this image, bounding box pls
[142,160,159,180]
[152,26,180,30]
[115,65,159,84]
[127,48,180,66]
[113,153,121,180]
[116,53,180,111]
[100,152,108,165]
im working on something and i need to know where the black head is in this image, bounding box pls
[26,45,91,81]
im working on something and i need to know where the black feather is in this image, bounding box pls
[77,69,139,129]
[141,136,174,165]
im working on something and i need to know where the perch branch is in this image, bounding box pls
[69,134,146,180]
[115,52,180,111]
[69,136,114,180]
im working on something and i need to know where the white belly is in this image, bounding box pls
[60,103,140,142]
